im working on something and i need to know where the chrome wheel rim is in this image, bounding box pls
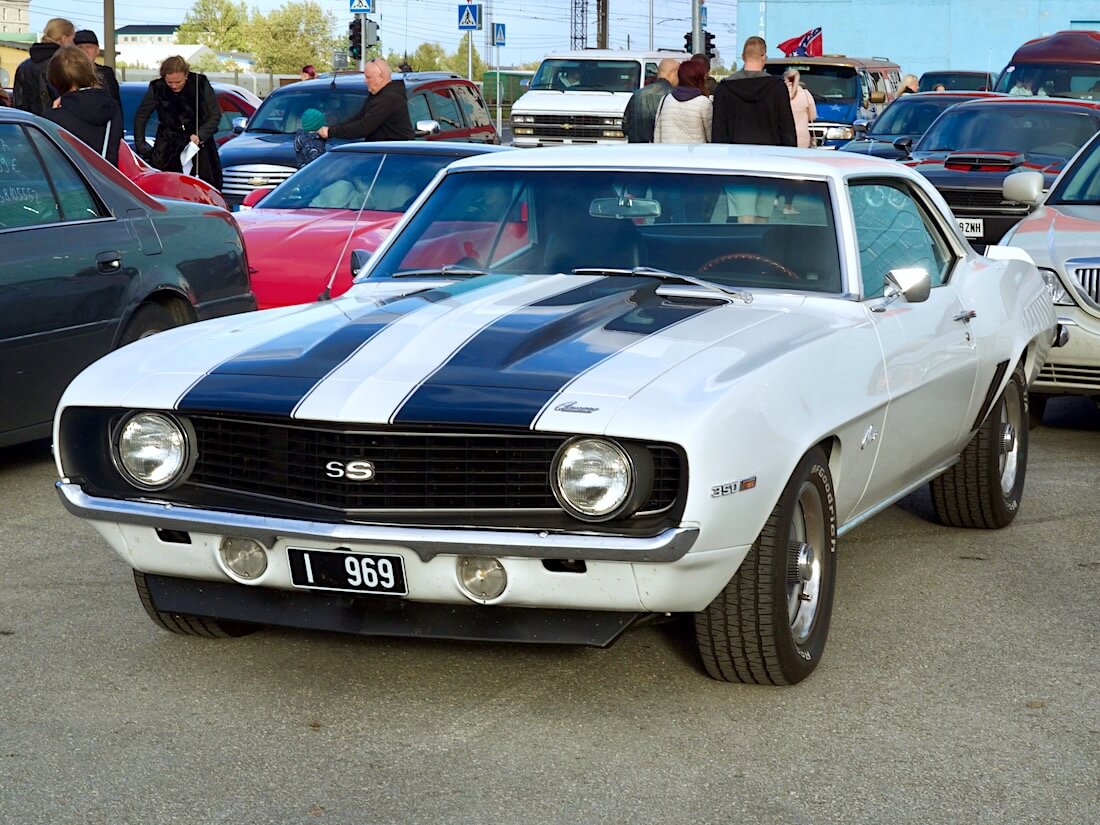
[787,481,826,645]
[998,382,1023,497]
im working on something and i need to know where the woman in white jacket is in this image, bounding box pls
[654,59,712,143]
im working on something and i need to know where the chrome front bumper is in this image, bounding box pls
[56,482,699,563]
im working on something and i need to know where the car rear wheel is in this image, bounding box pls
[930,364,1028,529]
[134,571,256,638]
[694,447,837,685]
[118,302,185,347]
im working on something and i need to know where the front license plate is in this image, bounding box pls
[287,548,408,596]
[956,217,984,238]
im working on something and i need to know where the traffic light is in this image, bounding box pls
[364,19,379,48]
[704,30,716,60]
[684,31,692,53]
[348,17,362,61]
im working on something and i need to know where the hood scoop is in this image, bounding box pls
[944,151,1025,171]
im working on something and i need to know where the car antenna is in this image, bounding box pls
[318,155,385,301]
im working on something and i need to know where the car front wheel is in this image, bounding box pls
[134,571,256,638]
[695,447,837,685]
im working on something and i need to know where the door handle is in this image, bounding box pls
[953,309,977,323]
[96,251,122,274]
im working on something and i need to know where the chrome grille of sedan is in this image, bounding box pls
[221,164,296,198]
[1068,262,1100,305]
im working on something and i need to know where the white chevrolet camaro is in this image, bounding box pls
[1001,131,1100,424]
[54,145,1062,685]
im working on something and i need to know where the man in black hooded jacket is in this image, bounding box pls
[712,36,797,146]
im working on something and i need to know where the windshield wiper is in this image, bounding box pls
[245,127,283,134]
[391,265,488,278]
[572,266,753,304]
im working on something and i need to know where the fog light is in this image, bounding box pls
[457,556,507,600]
[219,537,268,580]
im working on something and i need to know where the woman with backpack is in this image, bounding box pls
[13,17,75,116]
[134,55,223,189]
[42,46,123,167]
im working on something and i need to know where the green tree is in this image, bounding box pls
[249,1,340,73]
[385,42,447,73]
[441,33,486,79]
[177,0,250,52]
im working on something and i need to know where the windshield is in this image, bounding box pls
[918,72,993,92]
[1051,134,1100,204]
[994,63,1100,100]
[366,169,842,293]
[869,96,961,137]
[916,106,1099,156]
[258,151,454,211]
[766,64,859,102]
[528,59,640,92]
[248,89,366,133]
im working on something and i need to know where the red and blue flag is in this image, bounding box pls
[778,27,823,58]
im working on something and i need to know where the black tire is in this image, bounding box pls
[930,364,1028,529]
[695,447,837,685]
[1028,393,1048,430]
[133,571,256,638]
[118,302,178,347]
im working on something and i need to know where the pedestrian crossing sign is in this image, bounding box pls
[493,23,506,47]
[458,3,482,31]
[350,0,372,12]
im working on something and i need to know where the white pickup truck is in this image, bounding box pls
[510,50,684,147]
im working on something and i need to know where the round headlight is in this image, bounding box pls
[552,438,634,521]
[115,412,189,489]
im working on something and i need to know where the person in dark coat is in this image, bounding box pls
[13,17,75,116]
[622,57,679,143]
[318,58,414,142]
[41,46,123,167]
[712,36,797,147]
[134,55,223,189]
[74,30,121,104]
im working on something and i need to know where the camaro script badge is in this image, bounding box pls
[325,460,376,481]
[554,401,599,414]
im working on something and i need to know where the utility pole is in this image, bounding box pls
[103,0,115,68]
[692,0,703,56]
[597,0,608,49]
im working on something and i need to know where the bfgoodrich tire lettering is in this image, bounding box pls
[930,364,1028,529]
[694,447,837,685]
[133,571,256,638]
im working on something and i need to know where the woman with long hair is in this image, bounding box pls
[654,59,713,144]
[13,17,75,116]
[133,55,223,189]
[784,68,817,149]
[42,46,123,167]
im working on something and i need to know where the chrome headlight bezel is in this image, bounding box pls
[1038,267,1076,307]
[111,412,195,491]
[551,437,654,522]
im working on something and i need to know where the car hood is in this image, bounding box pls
[840,136,913,159]
[218,131,300,167]
[815,101,857,123]
[906,151,1065,186]
[1004,203,1100,268]
[235,208,401,308]
[62,274,846,432]
[514,90,628,114]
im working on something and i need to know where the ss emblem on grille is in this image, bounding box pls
[325,460,376,481]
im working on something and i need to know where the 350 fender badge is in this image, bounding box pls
[554,401,599,414]
[711,476,757,498]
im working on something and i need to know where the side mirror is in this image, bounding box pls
[415,118,441,137]
[892,136,913,155]
[1002,171,1045,205]
[240,187,273,210]
[885,267,931,304]
[232,116,248,134]
[868,90,886,104]
[350,249,372,277]
[853,119,870,136]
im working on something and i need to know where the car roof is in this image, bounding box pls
[946,96,1100,112]
[328,141,510,157]
[0,107,35,123]
[443,143,929,184]
[538,50,684,60]
[766,56,899,69]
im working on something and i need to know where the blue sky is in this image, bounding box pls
[31,1,742,66]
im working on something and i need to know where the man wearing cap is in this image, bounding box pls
[74,30,120,104]
[318,58,413,142]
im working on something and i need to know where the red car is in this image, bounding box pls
[116,140,228,208]
[236,141,510,309]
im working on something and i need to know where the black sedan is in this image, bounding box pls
[0,109,255,448]
[901,97,1100,246]
[840,91,1001,159]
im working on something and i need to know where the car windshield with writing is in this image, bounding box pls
[366,169,842,293]
[528,59,640,92]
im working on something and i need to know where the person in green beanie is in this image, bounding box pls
[295,107,327,166]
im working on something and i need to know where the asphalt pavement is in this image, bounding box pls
[1,397,1097,824]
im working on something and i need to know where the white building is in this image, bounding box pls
[0,0,28,34]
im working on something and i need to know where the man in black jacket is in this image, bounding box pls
[319,59,414,142]
[712,36,796,147]
[13,17,75,116]
[622,58,680,143]
[74,30,121,104]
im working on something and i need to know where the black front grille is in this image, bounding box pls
[530,114,612,139]
[939,188,1030,213]
[186,416,681,514]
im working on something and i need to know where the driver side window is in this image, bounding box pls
[849,180,953,298]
